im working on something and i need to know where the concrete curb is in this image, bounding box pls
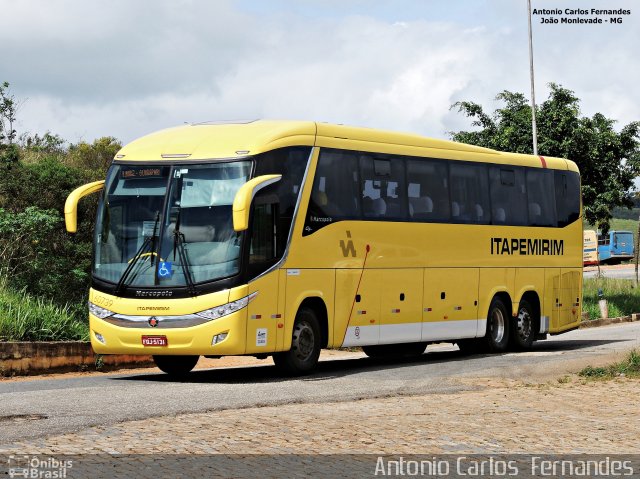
[579,313,640,329]
[0,341,154,377]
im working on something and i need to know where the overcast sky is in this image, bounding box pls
[1,0,638,146]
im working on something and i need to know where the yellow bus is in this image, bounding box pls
[583,230,599,266]
[65,120,583,375]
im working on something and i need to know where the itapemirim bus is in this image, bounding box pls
[65,120,582,375]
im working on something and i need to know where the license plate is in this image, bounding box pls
[142,335,168,347]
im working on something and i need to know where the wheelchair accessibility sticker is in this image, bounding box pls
[158,261,173,278]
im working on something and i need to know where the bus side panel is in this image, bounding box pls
[336,269,381,347]
[544,268,561,332]
[422,268,479,341]
[245,270,280,354]
[598,245,611,263]
[277,269,288,351]
[514,268,545,313]
[477,268,515,336]
[379,269,423,344]
[555,268,581,332]
[284,268,335,350]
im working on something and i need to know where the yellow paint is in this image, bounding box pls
[232,174,282,231]
[64,180,104,233]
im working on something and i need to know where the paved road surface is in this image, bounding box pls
[1,322,639,446]
[584,264,637,279]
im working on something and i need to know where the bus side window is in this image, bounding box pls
[360,155,407,220]
[555,170,580,227]
[489,167,527,226]
[526,168,556,227]
[406,159,450,222]
[449,162,490,224]
[303,149,361,235]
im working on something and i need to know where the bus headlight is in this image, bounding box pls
[195,292,258,321]
[89,301,114,319]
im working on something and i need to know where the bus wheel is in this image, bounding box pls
[152,355,199,376]
[484,297,510,352]
[510,299,536,350]
[273,308,321,375]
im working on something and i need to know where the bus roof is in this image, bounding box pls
[115,119,578,172]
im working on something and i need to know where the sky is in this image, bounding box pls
[0,0,638,146]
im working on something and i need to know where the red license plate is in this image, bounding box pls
[142,335,168,347]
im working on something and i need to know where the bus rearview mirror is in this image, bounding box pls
[232,174,282,232]
[64,180,105,233]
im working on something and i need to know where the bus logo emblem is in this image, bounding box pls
[339,231,357,257]
[148,317,159,328]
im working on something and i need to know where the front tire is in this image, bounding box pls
[510,299,536,350]
[153,355,199,376]
[484,297,510,352]
[273,308,321,375]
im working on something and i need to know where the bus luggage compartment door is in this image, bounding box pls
[422,268,479,341]
[379,269,423,344]
[337,269,381,347]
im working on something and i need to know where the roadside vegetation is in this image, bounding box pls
[578,349,640,379]
[583,277,640,320]
[0,82,118,340]
[0,277,88,341]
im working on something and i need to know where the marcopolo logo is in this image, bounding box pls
[491,237,564,256]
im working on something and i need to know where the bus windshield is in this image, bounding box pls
[93,161,252,287]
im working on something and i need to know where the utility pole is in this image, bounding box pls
[633,217,640,288]
[527,0,538,155]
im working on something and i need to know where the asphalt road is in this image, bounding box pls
[584,264,638,279]
[1,322,639,446]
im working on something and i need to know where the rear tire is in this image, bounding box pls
[510,299,536,350]
[273,308,322,375]
[484,297,510,352]
[152,355,199,376]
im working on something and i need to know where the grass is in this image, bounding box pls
[578,350,640,379]
[0,277,88,341]
[583,277,640,320]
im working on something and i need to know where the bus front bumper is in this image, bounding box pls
[89,310,248,356]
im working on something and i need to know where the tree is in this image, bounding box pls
[450,84,640,233]
[0,81,18,145]
[67,136,121,174]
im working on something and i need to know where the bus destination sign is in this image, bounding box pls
[120,167,164,180]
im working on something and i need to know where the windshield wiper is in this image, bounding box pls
[115,212,160,294]
[172,206,198,296]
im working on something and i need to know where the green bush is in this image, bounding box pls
[0,277,88,341]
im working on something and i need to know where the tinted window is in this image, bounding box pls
[304,149,360,235]
[249,203,277,265]
[406,159,450,222]
[450,162,490,224]
[555,171,581,227]
[489,167,527,225]
[253,147,310,257]
[360,155,407,220]
[526,169,556,227]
